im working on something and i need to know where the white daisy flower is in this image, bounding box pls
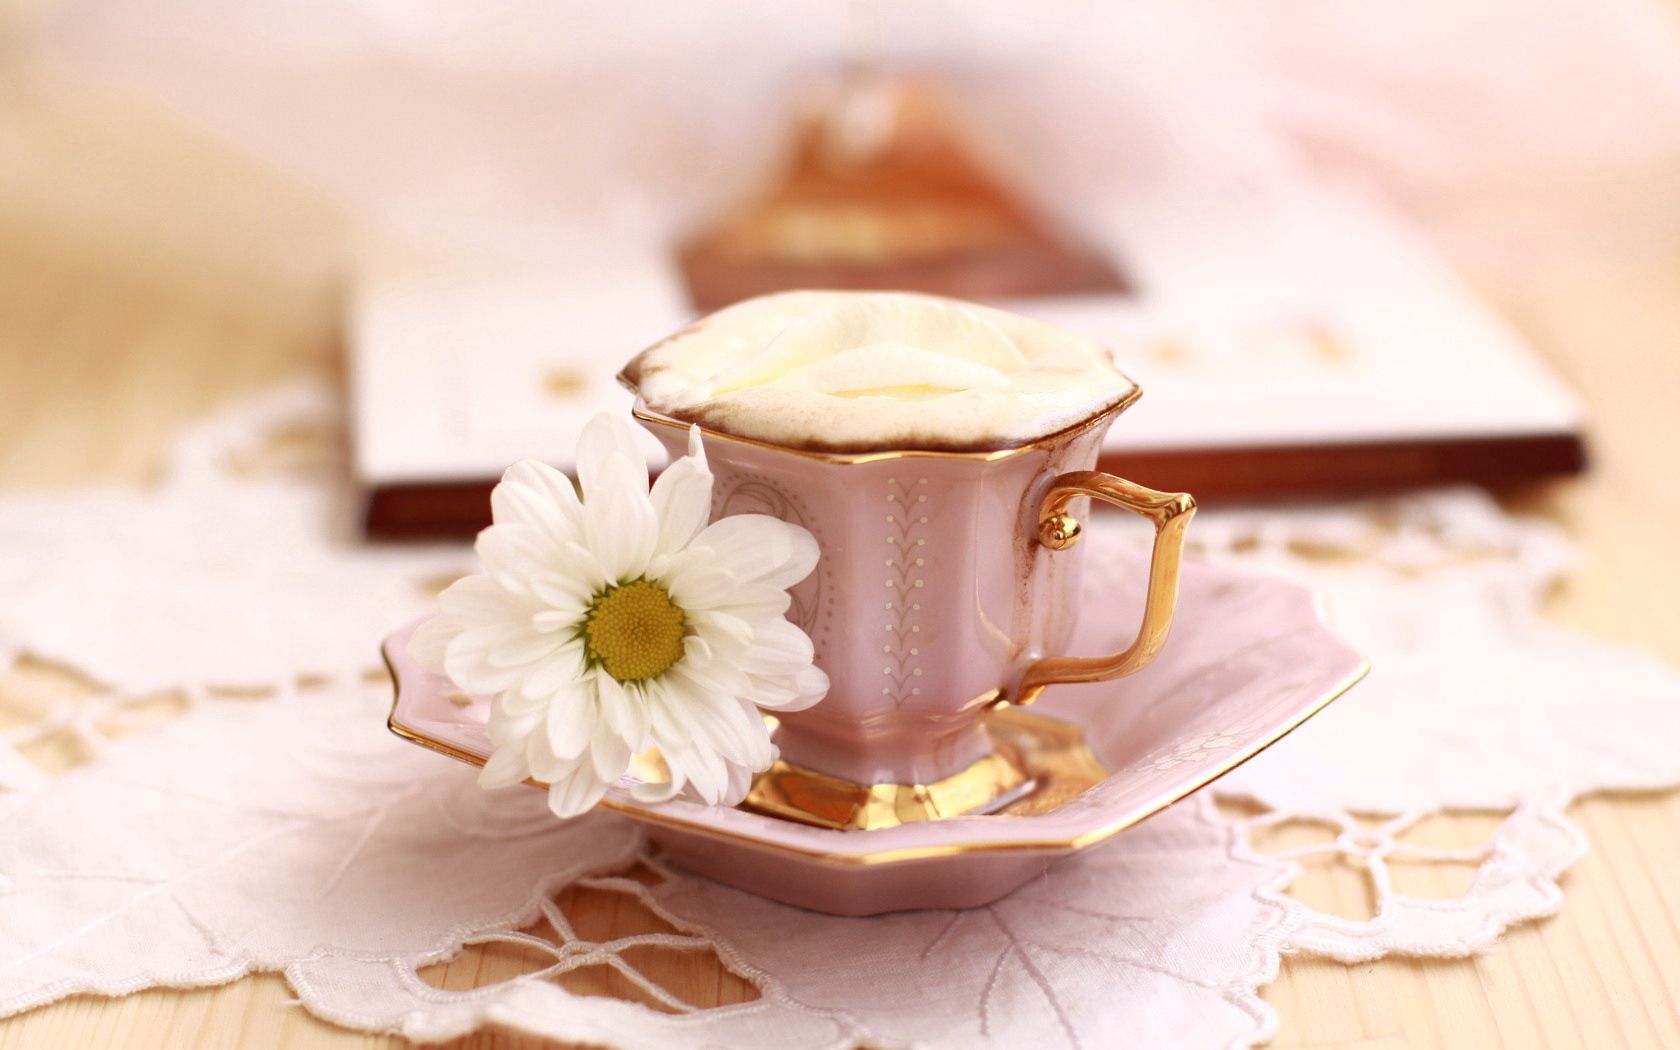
[408,413,828,818]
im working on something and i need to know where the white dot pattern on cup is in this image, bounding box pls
[881,476,929,705]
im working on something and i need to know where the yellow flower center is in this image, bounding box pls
[584,579,687,682]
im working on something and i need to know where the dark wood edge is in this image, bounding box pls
[1106,431,1588,503]
[361,432,1587,540]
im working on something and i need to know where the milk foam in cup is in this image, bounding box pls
[620,290,1138,453]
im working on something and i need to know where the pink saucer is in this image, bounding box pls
[385,535,1367,916]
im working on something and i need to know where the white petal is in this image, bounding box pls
[632,691,689,807]
[731,698,777,768]
[658,557,741,611]
[736,618,815,678]
[666,666,770,765]
[687,514,820,590]
[674,743,733,806]
[515,642,587,703]
[657,550,792,614]
[491,459,584,543]
[758,520,821,590]
[486,701,542,748]
[644,679,689,744]
[500,682,550,716]
[597,674,651,746]
[528,569,593,626]
[687,609,754,647]
[719,760,756,807]
[532,609,583,634]
[682,633,714,668]
[740,673,800,710]
[630,775,685,803]
[545,678,600,759]
[707,587,794,623]
[485,630,565,669]
[475,523,575,593]
[582,451,660,583]
[576,413,648,503]
[739,661,829,712]
[436,573,534,624]
[433,577,549,679]
[546,761,610,818]
[792,665,830,708]
[444,630,524,694]
[525,715,570,780]
[648,426,714,557]
[673,656,749,704]
[657,744,714,804]
[406,616,455,673]
[745,668,826,713]
[477,745,529,789]
[588,712,634,782]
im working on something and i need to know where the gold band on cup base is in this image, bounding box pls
[742,707,1110,831]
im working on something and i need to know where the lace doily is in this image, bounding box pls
[1,384,1677,1048]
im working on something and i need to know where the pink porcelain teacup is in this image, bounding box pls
[631,396,1194,830]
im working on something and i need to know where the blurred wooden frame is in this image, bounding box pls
[676,76,1129,311]
[355,76,1585,539]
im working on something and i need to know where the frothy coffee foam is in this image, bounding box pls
[621,291,1138,453]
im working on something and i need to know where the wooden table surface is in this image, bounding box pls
[2,64,1679,1050]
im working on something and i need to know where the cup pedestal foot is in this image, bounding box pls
[741,708,1107,831]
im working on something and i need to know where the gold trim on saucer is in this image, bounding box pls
[385,644,1370,867]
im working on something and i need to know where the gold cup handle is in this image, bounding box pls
[1014,471,1196,705]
